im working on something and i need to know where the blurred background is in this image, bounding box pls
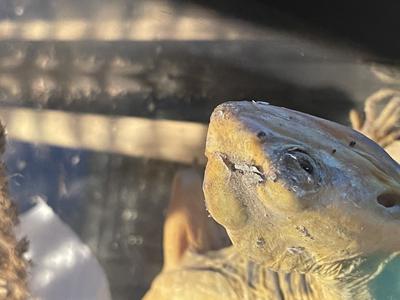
[0,0,399,299]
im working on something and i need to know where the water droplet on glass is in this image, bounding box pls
[94,191,102,200]
[71,155,80,165]
[128,235,143,246]
[16,159,26,171]
[147,101,155,112]
[111,241,119,250]
[15,6,24,16]
[139,181,146,192]
[122,209,138,221]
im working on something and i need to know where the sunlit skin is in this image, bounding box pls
[204,101,400,299]
[145,97,400,300]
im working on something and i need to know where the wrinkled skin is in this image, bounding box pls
[144,98,400,300]
[204,101,400,299]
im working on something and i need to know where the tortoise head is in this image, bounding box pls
[204,101,400,274]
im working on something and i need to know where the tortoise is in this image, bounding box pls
[144,92,400,300]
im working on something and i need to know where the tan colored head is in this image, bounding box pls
[204,101,400,274]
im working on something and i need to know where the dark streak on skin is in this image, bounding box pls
[272,272,285,300]
[257,131,267,139]
[296,225,315,240]
[247,261,257,288]
[186,266,234,278]
[300,273,310,295]
[284,273,293,295]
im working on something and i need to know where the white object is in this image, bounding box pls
[16,200,112,300]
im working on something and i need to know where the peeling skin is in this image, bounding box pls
[145,100,400,300]
[219,153,265,184]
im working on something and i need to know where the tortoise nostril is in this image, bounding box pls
[377,193,399,208]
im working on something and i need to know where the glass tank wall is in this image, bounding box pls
[0,0,399,299]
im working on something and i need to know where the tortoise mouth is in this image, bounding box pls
[218,152,266,184]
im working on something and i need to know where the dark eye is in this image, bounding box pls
[299,158,313,174]
[285,147,316,176]
[278,147,322,192]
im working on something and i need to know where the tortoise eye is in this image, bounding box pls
[286,147,315,175]
[277,147,322,193]
[299,158,313,175]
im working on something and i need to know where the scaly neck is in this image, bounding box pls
[306,253,398,300]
